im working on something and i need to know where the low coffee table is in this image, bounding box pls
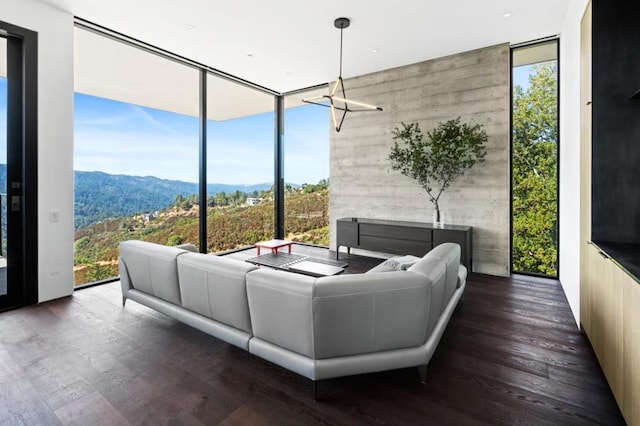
[254,239,293,255]
[245,252,348,277]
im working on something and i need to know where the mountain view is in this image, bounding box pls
[74,171,284,229]
[72,170,328,285]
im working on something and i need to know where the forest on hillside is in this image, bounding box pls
[73,170,280,229]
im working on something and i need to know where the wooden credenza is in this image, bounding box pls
[336,217,472,270]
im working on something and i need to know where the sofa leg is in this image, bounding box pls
[122,296,127,307]
[312,381,318,402]
[417,365,427,384]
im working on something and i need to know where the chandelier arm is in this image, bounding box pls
[336,109,347,132]
[301,16,382,132]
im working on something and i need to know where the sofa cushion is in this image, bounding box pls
[119,240,188,305]
[458,264,468,287]
[177,253,257,333]
[366,255,421,273]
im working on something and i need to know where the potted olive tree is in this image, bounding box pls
[389,117,487,227]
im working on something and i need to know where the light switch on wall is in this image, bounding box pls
[49,210,60,222]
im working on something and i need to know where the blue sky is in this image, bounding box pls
[1,63,537,185]
[74,93,330,185]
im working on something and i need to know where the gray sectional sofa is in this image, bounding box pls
[118,240,467,391]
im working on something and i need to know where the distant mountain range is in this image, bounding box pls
[0,165,302,229]
[74,171,280,229]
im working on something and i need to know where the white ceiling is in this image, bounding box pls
[38,0,571,94]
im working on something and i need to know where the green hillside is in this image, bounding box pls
[74,188,328,285]
[73,170,280,229]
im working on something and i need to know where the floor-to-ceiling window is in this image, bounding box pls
[283,91,329,245]
[511,39,559,277]
[72,22,323,286]
[205,74,275,252]
[73,27,199,286]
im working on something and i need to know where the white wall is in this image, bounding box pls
[559,0,589,326]
[2,0,75,302]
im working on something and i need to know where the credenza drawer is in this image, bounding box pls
[358,235,431,257]
[359,224,432,242]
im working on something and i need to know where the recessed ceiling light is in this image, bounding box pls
[502,12,512,18]
[372,48,379,53]
[184,24,196,30]
[247,53,254,58]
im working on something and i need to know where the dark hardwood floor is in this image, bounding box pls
[0,246,625,425]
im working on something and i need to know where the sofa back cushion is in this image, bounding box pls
[423,242,461,312]
[247,269,316,357]
[119,240,187,305]
[177,253,256,333]
[312,265,441,359]
[246,261,445,360]
[408,254,451,337]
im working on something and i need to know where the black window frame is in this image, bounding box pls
[510,37,561,279]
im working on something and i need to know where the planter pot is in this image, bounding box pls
[432,210,445,228]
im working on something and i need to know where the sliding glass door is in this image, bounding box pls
[0,23,38,311]
[0,36,7,299]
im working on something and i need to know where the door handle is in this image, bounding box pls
[11,195,20,211]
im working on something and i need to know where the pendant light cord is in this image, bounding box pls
[339,26,343,78]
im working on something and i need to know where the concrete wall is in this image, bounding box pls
[559,0,590,327]
[329,44,511,276]
[2,0,75,302]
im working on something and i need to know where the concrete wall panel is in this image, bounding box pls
[329,44,511,276]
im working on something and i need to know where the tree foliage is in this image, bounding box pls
[389,118,487,220]
[512,62,558,276]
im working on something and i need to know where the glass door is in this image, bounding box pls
[0,36,7,299]
[0,26,36,311]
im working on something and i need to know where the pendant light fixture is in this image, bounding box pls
[302,17,382,132]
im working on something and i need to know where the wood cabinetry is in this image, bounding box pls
[623,272,640,425]
[336,218,472,270]
[584,243,640,425]
[585,245,623,405]
[580,0,592,336]
[580,4,640,424]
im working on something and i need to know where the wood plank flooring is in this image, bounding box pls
[0,247,625,425]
